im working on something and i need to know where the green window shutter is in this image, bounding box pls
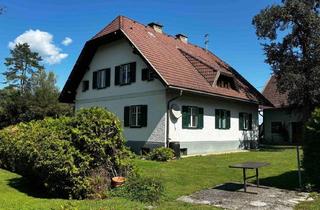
[105,69,110,87]
[226,110,231,129]
[248,114,253,130]
[115,66,120,85]
[198,107,204,129]
[92,71,97,89]
[130,62,136,83]
[239,113,244,130]
[182,106,190,129]
[140,105,148,127]
[124,106,130,127]
[215,109,220,129]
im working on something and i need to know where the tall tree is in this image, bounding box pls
[29,69,73,119]
[253,0,320,120]
[3,43,44,94]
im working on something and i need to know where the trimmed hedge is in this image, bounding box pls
[303,108,320,189]
[0,107,134,199]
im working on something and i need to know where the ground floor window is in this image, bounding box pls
[239,112,253,130]
[124,105,147,128]
[182,106,204,129]
[215,109,231,129]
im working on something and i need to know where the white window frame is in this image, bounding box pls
[218,110,227,129]
[97,70,106,89]
[189,107,199,128]
[242,113,249,130]
[120,64,131,85]
[130,105,141,127]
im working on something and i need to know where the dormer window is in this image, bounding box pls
[216,75,236,90]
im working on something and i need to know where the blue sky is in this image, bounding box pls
[0,0,280,91]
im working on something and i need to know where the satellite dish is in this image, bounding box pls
[170,104,181,119]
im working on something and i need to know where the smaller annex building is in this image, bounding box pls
[261,75,303,144]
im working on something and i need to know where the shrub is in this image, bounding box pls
[114,176,164,203]
[147,147,175,161]
[303,108,320,189]
[0,107,134,199]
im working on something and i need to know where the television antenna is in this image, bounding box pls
[204,34,209,51]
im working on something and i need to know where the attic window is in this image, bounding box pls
[216,75,236,90]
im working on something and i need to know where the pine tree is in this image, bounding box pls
[3,43,44,94]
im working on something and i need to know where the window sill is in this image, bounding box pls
[119,82,132,86]
[182,127,203,130]
[129,125,143,128]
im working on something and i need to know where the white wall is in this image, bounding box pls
[263,108,302,143]
[75,38,167,148]
[75,39,164,101]
[73,37,260,154]
[168,94,259,143]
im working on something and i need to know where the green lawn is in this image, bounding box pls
[0,148,318,210]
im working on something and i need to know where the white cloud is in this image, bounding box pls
[8,29,68,65]
[62,37,73,46]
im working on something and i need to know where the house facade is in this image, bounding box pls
[262,76,303,144]
[60,16,271,155]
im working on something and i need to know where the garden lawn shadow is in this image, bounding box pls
[8,177,55,199]
[259,170,304,191]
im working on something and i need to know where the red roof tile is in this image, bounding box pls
[59,16,271,105]
[262,75,288,108]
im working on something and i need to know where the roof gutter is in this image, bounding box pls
[168,85,261,105]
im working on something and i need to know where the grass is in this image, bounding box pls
[0,148,318,210]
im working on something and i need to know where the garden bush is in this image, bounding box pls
[114,176,164,203]
[0,107,134,199]
[147,147,175,161]
[303,108,320,189]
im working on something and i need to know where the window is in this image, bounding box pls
[115,62,136,85]
[124,105,147,128]
[216,75,236,90]
[271,122,282,134]
[82,80,89,92]
[120,64,131,85]
[215,109,231,129]
[131,105,141,127]
[182,106,204,129]
[92,69,110,89]
[239,112,252,130]
[142,68,155,81]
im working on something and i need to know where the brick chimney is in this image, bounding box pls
[148,22,163,33]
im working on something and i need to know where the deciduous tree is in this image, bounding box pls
[253,0,320,119]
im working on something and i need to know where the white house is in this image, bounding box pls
[59,16,271,155]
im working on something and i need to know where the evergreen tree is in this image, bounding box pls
[3,43,44,94]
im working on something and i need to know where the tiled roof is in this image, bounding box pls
[262,75,288,108]
[60,16,271,105]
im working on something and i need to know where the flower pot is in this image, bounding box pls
[111,176,125,188]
